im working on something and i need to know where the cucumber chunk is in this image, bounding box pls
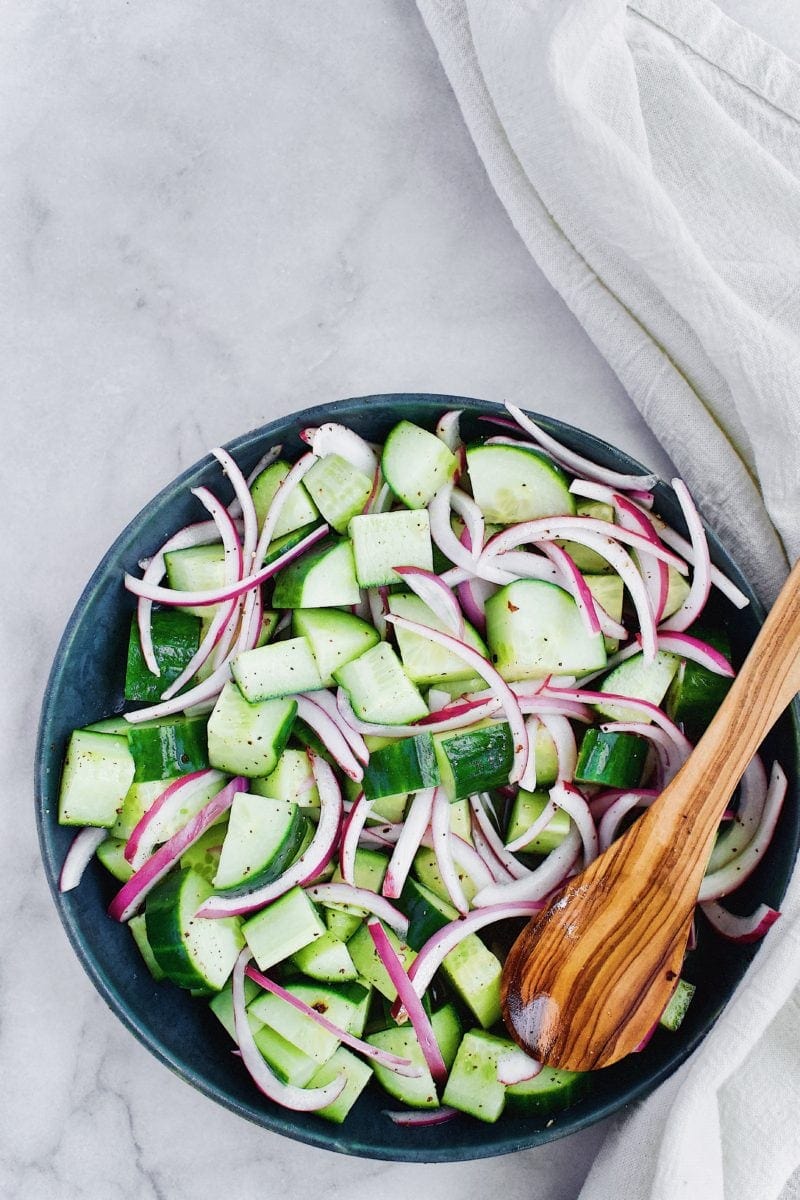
[251,748,320,812]
[253,1025,319,1088]
[388,592,488,685]
[272,536,360,609]
[127,714,209,782]
[213,793,307,891]
[412,846,479,907]
[382,420,458,509]
[659,977,696,1032]
[557,501,616,573]
[334,642,428,724]
[666,628,733,739]
[291,930,358,982]
[440,934,503,1028]
[348,510,433,588]
[58,729,135,828]
[584,572,625,651]
[485,580,607,682]
[129,912,166,980]
[466,443,575,524]
[292,607,380,687]
[145,867,244,991]
[231,636,324,702]
[506,789,570,855]
[164,542,226,617]
[247,979,370,1066]
[399,878,458,950]
[307,1046,373,1123]
[206,682,296,778]
[347,921,416,1002]
[595,650,680,722]
[574,728,648,788]
[303,454,374,533]
[433,721,513,801]
[362,733,440,800]
[250,460,319,539]
[125,610,202,702]
[242,885,326,970]
[504,1066,589,1115]
[180,824,227,882]
[367,1004,462,1108]
[95,836,133,882]
[442,1029,517,1122]
[208,976,262,1041]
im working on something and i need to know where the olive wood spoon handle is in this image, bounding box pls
[501,558,800,1072]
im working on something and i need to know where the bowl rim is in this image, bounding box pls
[35,392,800,1161]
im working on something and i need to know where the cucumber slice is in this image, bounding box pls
[291,930,358,982]
[292,607,380,687]
[334,642,428,724]
[367,1004,462,1108]
[247,979,370,1066]
[250,460,319,539]
[129,912,166,980]
[253,1025,319,1087]
[506,789,570,855]
[145,867,244,991]
[574,728,648,788]
[387,592,488,685]
[662,566,691,620]
[433,720,513,801]
[362,733,440,800]
[95,836,133,882]
[466,443,575,524]
[485,580,607,682]
[206,682,296,778]
[595,650,680,722]
[505,1066,589,1115]
[348,510,433,588]
[399,878,458,950]
[213,793,307,891]
[251,748,320,812]
[442,1029,517,1122]
[125,610,202,702]
[307,1046,373,1124]
[272,536,360,609]
[242,885,326,970]
[441,934,503,1028]
[557,501,616,573]
[521,723,560,789]
[666,628,733,739]
[659,977,695,1032]
[381,420,458,509]
[231,636,324,702]
[164,542,226,617]
[262,525,320,567]
[127,714,209,782]
[412,846,479,907]
[180,823,227,882]
[330,846,389,893]
[303,454,374,533]
[111,779,175,840]
[208,976,262,1041]
[584,572,625,651]
[58,729,135,828]
[347,921,416,1002]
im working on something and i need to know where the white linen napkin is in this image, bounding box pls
[414,1,800,1196]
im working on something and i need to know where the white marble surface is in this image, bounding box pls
[4,3,799,1198]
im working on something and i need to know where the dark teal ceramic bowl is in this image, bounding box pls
[36,394,799,1161]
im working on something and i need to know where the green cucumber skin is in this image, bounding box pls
[504,1067,590,1116]
[381,420,458,509]
[399,877,458,950]
[465,443,575,524]
[213,795,308,892]
[272,537,361,609]
[127,715,209,782]
[145,868,244,991]
[125,610,202,702]
[362,734,440,801]
[574,728,648,788]
[666,627,733,739]
[434,722,513,801]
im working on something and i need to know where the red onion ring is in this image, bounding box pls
[59,827,107,892]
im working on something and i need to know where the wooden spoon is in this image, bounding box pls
[501,558,800,1072]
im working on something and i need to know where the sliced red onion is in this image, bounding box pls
[450,489,485,560]
[699,762,787,901]
[384,615,528,784]
[504,403,658,490]
[393,567,464,638]
[305,883,410,937]
[654,519,749,610]
[431,789,469,914]
[708,756,768,873]
[124,658,233,724]
[435,409,463,454]
[232,949,346,1111]
[197,755,343,917]
[456,574,495,636]
[472,825,582,907]
[481,549,559,586]
[108,777,247,922]
[612,492,669,625]
[481,517,685,572]
[427,688,453,713]
[125,522,329,608]
[543,686,694,755]
[244,966,423,1078]
[597,789,660,852]
[468,794,529,881]
[212,447,258,574]
[302,687,368,765]
[383,788,437,900]
[339,792,373,886]
[405,901,546,1002]
[654,632,734,677]
[384,1106,459,1127]
[550,782,598,867]
[541,544,601,636]
[518,715,542,793]
[428,485,513,585]
[125,768,228,868]
[516,695,594,723]
[601,719,688,784]
[295,695,364,782]
[660,480,712,632]
[367,918,448,1085]
[59,827,108,892]
[497,1047,542,1086]
[367,586,389,640]
[301,423,378,478]
[469,816,516,883]
[700,901,781,943]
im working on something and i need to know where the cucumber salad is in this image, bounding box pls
[57,404,787,1128]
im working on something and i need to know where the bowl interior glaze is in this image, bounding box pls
[36,394,800,1161]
